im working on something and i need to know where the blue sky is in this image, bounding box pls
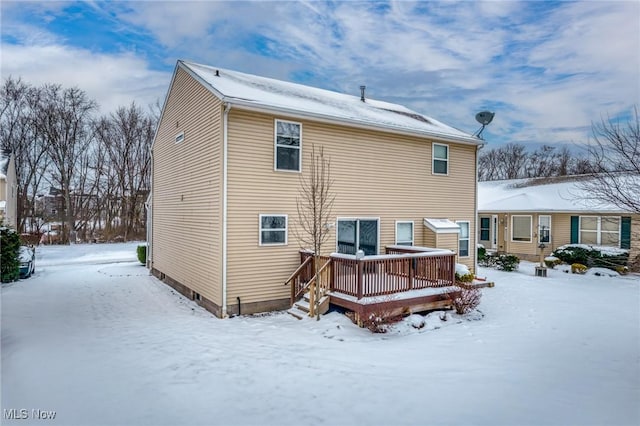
[1,1,638,148]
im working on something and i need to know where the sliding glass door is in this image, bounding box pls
[337,219,379,255]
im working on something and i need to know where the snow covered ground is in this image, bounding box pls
[2,243,639,426]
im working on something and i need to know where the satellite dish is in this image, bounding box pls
[475,111,495,125]
[474,111,495,139]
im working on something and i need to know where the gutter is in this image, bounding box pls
[222,103,231,318]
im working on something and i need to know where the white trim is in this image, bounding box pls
[511,214,533,243]
[174,131,185,144]
[222,103,231,318]
[336,217,381,255]
[274,119,302,173]
[538,214,552,244]
[432,142,449,176]
[578,215,621,246]
[456,220,471,257]
[259,214,288,246]
[491,214,498,250]
[395,220,414,246]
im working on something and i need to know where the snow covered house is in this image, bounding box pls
[0,152,17,229]
[150,60,483,319]
[478,175,639,263]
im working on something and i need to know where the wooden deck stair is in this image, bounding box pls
[284,255,332,320]
[287,291,330,320]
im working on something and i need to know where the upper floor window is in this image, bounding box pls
[275,120,301,172]
[259,214,288,245]
[395,221,414,246]
[432,143,448,175]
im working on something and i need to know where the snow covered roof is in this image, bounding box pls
[423,218,461,233]
[179,61,480,145]
[478,175,635,213]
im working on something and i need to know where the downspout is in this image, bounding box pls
[147,149,153,270]
[222,103,231,318]
[475,143,482,275]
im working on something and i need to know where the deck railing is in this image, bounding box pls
[292,247,456,301]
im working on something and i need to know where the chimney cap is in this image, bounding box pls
[360,85,366,102]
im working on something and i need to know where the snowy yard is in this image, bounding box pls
[2,243,639,426]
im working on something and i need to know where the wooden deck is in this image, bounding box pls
[285,246,460,323]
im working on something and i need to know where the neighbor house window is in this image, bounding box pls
[275,120,301,171]
[457,221,470,256]
[511,215,532,242]
[259,214,287,245]
[432,143,449,175]
[480,217,490,241]
[538,215,551,244]
[580,216,620,246]
[395,221,414,246]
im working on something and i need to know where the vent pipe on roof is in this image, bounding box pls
[360,85,366,102]
[215,69,220,77]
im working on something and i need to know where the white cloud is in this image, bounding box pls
[0,43,170,114]
[1,0,637,148]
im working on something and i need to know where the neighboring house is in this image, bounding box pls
[478,175,639,263]
[150,60,482,318]
[0,152,18,229]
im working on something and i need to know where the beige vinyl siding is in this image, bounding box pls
[423,227,437,248]
[550,214,572,250]
[227,109,477,306]
[631,216,640,262]
[0,177,6,200]
[152,67,223,305]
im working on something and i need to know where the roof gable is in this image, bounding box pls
[179,60,479,145]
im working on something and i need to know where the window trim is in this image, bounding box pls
[511,215,533,243]
[274,119,302,173]
[538,215,551,244]
[456,220,470,257]
[432,143,449,176]
[579,215,621,246]
[395,221,414,246]
[259,214,288,246]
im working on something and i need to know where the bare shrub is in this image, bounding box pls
[448,287,482,315]
[361,310,403,333]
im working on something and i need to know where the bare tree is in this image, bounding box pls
[0,78,49,232]
[578,107,640,213]
[34,84,97,243]
[295,145,335,319]
[94,102,154,241]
